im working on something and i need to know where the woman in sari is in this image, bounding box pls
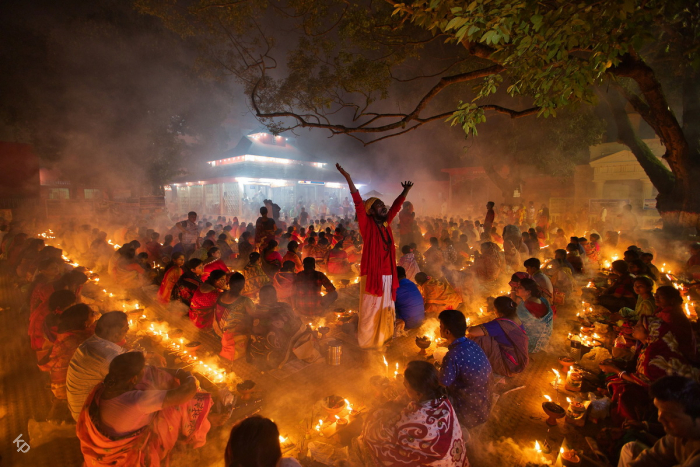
[356,360,468,467]
[468,296,529,377]
[272,261,296,303]
[515,278,554,353]
[156,252,185,305]
[474,242,503,284]
[77,352,214,467]
[415,273,463,314]
[176,259,204,307]
[201,247,229,282]
[508,272,532,303]
[598,260,637,312]
[189,270,227,330]
[261,240,283,279]
[40,304,95,421]
[311,238,331,272]
[7,232,27,270]
[216,273,255,363]
[502,240,521,273]
[236,232,254,270]
[327,241,352,275]
[113,247,146,290]
[30,269,87,315]
[600,317,697,425]
[29,290,77,361]
[242,253,271,299]
[16,238,45,282]
[281,241,303,273]
[653,285,696,360]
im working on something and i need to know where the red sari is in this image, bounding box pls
[30,282,54,315]
[272,271,295,301]
[281,251,303,273]
[156,266,182,304]
[77,366,212,467]
[606,317,692,423]
[327,249,351,275]
[201,259,228,282]
[29,301,54,355]
[189,287,222,329]
[39,328,93,399]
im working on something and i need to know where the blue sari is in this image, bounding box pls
[516,297,553,353]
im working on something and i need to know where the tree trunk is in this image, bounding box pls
[604,88,700,234]
[610,55,700,234]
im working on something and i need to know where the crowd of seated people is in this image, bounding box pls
[5,201,700,467]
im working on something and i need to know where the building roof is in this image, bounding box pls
[214,132,317,163]
[202,161,346,184]
[175,132,357,186]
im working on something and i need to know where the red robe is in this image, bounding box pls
[352,191,404,300]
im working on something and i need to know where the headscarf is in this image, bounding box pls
[509,271,532,288]
[364,197,379,214]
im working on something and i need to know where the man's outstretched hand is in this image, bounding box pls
[336,163,350,178]
[401,181,414,191]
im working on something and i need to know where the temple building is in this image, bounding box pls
[167,131,359,217]
[573,138,665,229]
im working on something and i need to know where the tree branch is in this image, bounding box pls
[251,65,506,137]
[479,105,539,119]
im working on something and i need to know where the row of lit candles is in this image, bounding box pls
[45,231,233,385]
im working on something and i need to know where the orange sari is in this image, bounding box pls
[156,266,182,304]
[77,366,212,467]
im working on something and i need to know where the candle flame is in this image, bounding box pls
[544,395,552,402]
[383,355,388,366]
[279,435,287,443]
[560,447,565,454]
[566,397,572,403]
[335,415,340,420]
[535,440,541,452]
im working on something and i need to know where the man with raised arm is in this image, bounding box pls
[336,163,413,349]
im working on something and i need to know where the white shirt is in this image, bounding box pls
[66,335,124,421]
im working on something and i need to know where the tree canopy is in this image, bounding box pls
[140,0,700,228]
